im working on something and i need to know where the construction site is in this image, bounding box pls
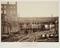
[1,2,59,42]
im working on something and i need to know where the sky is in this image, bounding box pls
[0,0,60,48]
[1,1,58,17]
[17,1,58,17]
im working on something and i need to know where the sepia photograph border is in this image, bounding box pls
[0,0,60,48]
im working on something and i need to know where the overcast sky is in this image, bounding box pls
[17,1,58,17]
[1,1,58,17]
